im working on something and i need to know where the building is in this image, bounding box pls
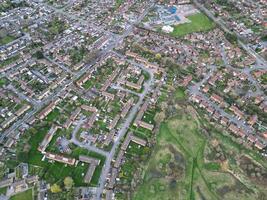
[45,152,76,165]
[79,155,100,184]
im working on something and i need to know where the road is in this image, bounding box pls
[94,2,156,198]
[70,117,109,157]
[44,55,74,75]
[96,66,154,200]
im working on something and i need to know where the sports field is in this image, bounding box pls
[171,13,215,37]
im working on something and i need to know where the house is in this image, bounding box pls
[81,105,98,113]
[107,168,118,189]
[247,134,257,143]
[14,104,31,117]
[37,99,60,120]
[229,105,244,119]
[220,117,229,126]
[38,125,59,153]
[247,115,257,126]
[104,129,116,146]
[108,115,120,130]
[210,94,224,106]
[114,150,124,168]
[83,112,97,129]
[254,141,266,150]
[121,98,134,118]
[131,135,147,146]
[212,111,221,121]
[76,72,91,88]
[79,155,100,184]
[138,121,154,131]
[63,107,81,129]
[134,101,148,126]
[4,138,15,148]
[102,91,115,101]
[125,81,142,90]
[228,123,239,136]
[181,75,192,87]
[45,152,76,166]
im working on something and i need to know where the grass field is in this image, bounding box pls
[171,13,215,37]
[10,189,33,200]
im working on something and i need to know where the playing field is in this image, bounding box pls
[171,13,215,37]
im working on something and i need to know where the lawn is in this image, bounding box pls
[174,86,186,101]
[0,35,16,45]
[0,78,7,87]
[171,13,215,37]
[10,189,33,200]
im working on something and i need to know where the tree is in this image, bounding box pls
[34,51,44,59]
[155,53,161,60]
[225,32,238,44]
[64,177,74,191]
[50,183,62,193]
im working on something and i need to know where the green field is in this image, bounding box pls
[10,189,33,200]
[171,13,215,37]
[174,86,186,101]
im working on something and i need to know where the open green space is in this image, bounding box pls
[171,13,215,37]
[134,108,206,200]
[10,189,33,200]
[133,104,264,200]
[0,78,7,87]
